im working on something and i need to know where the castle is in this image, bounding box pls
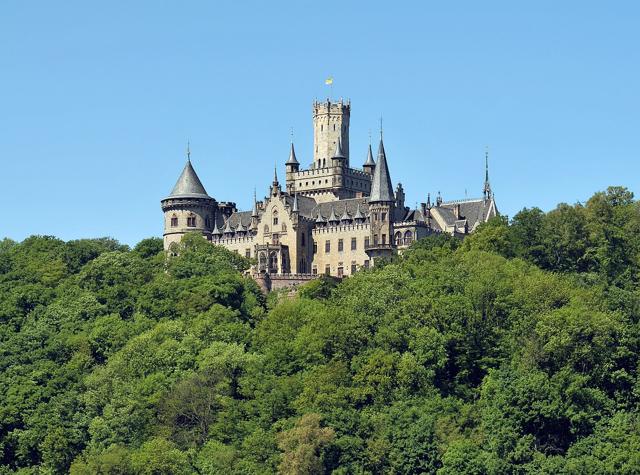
[161,98,497,288]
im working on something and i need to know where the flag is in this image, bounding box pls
[325,77,333,85]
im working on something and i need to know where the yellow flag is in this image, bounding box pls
[325,77,333,85]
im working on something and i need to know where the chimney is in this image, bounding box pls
[454,203,461,220]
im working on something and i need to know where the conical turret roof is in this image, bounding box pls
[332,137,346,159]
[167,159,211,199]
[223,218,233,234]
[315,210,326,224]
[363,144,375,167]
[369,139,394,202]
[328,206,339,223]
[340,206,351,222]
[212,219,222,235]
[286,143,299,165]
[354,203,365,221]
[292,193,299,213]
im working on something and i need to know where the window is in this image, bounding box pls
[205,216,210,227]
[373,213,378,221]
[325,240,331,253]
[381,212,387,221]
[337,264,344,277]
[312,266,317,275]
[351,261,357,274]
[321,124,323,131]
[245,248,251,258]
[351,237,357,250]
[338,239,344,252]
[404,230,413,245]
[313,241,318,254]
[264,224,270,233]
[187,215,196,227]
[273,210,278,225]
[395,232,402,246]
[382,234,386,245]
[301,234,306,246]
[272,233,279,245]
[364,260,370,269]
[170,214,178,227]
[281,223,287,232]
[333,124,336,131]
[325,264,330,275]
[373,234,378,245]
[365,237,370,247]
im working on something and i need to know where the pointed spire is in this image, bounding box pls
[364,144,375,166]
[212,218,222,236]
[340,205,351,222]
[354,203,365,222]
[286,142,299,165]
[223,217,233,234]
[332,136,346,159]
[273,164,279,185]
[252,188,259,218]
[426,192,432,208]
[168,159,210,198]
[292,193,299,213]
[483,148,492,200]
[328,206,339,224]
[315,210,326,224]
[236,220,247,233]
[369,138,394,202]
[186,141,191,161]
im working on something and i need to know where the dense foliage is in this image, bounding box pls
[1,187,639,474]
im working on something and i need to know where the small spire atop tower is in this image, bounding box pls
[369,137,394,202]
[251,188,259,218]
[332,136,346,159]
[286,142,299,165]
[186,141,191,161]
[483,148,492,200]
[292,193,299,213]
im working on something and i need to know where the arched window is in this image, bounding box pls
[404,230,413,245]
[395,232,402,246]
[264,224,270,233]
[269,251,278,274]
[187,214,196,227]
[170,214,178,227]
[259,252,267,272]
[281,223,287,232]
[273,210,278,225]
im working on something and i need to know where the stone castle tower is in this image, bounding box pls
[312,99,350,168]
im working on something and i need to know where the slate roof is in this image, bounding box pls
[166,160,211,199]
[311,197,370,220]
[286,143,299,165]
[363,144,375,167]
[369,139,394,202]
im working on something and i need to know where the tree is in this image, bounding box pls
[277,414,335,475]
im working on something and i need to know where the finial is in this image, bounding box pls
[369,129,372,145]
[290,127,294,143]
[273,163,278,183]
[186,141,191,161]
[379,116,383,140]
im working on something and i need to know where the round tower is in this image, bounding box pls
[313,99,350,168]
[160,154,216,251]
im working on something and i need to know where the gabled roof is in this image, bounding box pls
[167,160,211,199]
[369,139,394,202]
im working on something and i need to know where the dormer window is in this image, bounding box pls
[170,214,178,227]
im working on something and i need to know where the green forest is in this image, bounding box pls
[1,186,640,474]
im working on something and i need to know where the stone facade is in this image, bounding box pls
[161,98,498,282]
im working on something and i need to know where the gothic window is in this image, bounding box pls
[351,237,357,250]
[337,263,343,277]
[313,241,318,254]
[381,212,387,221]
[365,237,370,247]
[382,234,386,245]
[351,261,357,274]
[273,210,278,225]
[170,214,178,227]
[404,230,413,245]
[258,252,267,272]
[272,233,279,245]
[312,265,317,275]
[338,239,344,252]
[325,264,331,275]
[245,248,251,258]
[187,215,196,227]
[373,234,378,245]
[269,251,278,274]
[325,240,331,253]
[281,223,286,232]
[395,232,403,246]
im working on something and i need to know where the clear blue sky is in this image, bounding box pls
[2,1,639,246]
